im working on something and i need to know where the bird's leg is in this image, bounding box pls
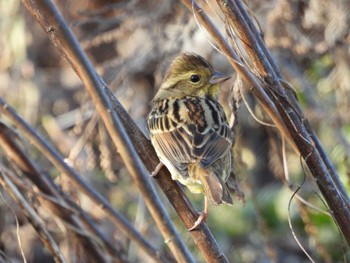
[151,162,164,177]
[189,196,208,231]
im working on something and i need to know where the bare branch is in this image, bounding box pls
[0,168,66,263]
[0,98,167,262]
[20,0,193,262]
[181,0,350,247]
[180,0,299,153]
[0,122,124,263]
[181,0,350,248]
[17,0,231,262]
[104,88,230,263]
[215,0,350,244]
[231,0,349,202]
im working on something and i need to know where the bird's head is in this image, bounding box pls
[153,53,230,102]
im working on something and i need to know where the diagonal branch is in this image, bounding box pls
[18,0,230,262]
[0,123,110,263]
[215,0,350,244]
[20,1,193,262]
[180,0,350,245]
[0,97,168,262]
[0,168,66,263]
[231,0,349,205]
[181,0,297,152]
[104,88,230,262]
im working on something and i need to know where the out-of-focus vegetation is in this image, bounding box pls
[0,0,349,262]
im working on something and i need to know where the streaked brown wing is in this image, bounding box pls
[148,111,194,176]
[192,126,231,168]
[190,98,232,168]
[147,97,232,174]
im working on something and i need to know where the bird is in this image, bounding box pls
[147,53,233,230]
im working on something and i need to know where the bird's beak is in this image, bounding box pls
[209,72,231,84]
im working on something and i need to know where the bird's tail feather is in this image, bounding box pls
[197,167,233,205]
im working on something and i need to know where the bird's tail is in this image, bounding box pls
[196,166,233,205]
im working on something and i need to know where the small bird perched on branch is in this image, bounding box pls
[147,53,233,230]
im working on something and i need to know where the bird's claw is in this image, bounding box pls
[151,162,164,177]
[189,212,208,231]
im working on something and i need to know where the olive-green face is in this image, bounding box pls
[156,53,217,99]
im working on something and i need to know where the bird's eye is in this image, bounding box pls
[190,74,200,83]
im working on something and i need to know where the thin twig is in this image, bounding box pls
[235,0,348,203]
[19,0,231,261]
[181,0,350,247]
[233,0,349,203]
[214,0,350,245]
[20,0,194,262]
[181,0,298,153]
[0,98,168,262]
[0,168,66,263]
[104,87,230,263]
[0,122,119,263]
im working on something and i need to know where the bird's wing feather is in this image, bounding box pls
[148,107,194,175]
[190,98,232,168]
[147,97,232,175]
[192,124,231,168]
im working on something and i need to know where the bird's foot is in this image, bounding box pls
[151,162,164,177]
[188,211,208,231]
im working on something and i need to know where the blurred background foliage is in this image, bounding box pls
[0,0,349,262]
